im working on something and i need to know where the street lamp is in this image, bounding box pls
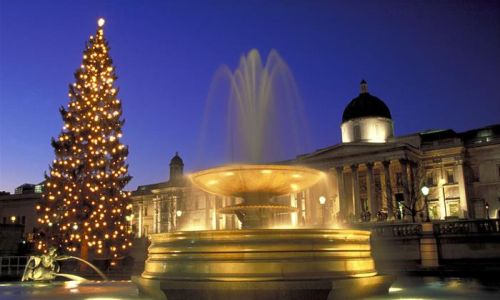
[421,186,430,222]
[485,202,490,219]
[176,210,183,217]
[319,196,326,226]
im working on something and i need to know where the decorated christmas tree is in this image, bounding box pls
[37,18,132,260]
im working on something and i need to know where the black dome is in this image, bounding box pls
[342,81,391,123]
[170,152,184,166]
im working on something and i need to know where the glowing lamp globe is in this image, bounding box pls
[98,18,105,27]
[421,186,429,196]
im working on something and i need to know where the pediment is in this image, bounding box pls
[296,142,418,163]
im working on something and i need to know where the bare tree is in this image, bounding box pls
[398,162,427,223]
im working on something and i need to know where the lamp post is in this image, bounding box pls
[319,196,326,226]
[421,186,430,222]
[485,202,489,219]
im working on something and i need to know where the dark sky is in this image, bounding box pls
[1,0,499,193]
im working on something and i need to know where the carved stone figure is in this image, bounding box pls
[21,247,68,281]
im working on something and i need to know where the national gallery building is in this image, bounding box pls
[130,81,500,236]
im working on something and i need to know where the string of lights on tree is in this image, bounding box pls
[37,18,133,259]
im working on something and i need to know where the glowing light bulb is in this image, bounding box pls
[98,18,105,27]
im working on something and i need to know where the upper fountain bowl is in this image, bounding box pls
[189,164,324,199]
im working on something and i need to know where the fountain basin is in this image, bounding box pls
[189,164,324,228]
[189,164,324,199]
[135,229,393,299]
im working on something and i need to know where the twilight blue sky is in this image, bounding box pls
[1,0,499,192]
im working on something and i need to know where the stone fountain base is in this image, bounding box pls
[133,229,394,299]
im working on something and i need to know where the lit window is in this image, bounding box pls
[426,171,435,186]
[446,169,455,184]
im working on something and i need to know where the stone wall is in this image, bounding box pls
[354,219,500,273]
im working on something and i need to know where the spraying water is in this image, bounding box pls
[199,49,310,165]
[59,256,108,281]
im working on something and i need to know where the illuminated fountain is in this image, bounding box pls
[191,164,323,228]
[134,50,393,299]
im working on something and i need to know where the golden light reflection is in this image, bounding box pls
[64,281,80,289]
[389,286,403,293]
[207,179,219,186]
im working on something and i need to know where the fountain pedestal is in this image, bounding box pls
[134,229,394,300]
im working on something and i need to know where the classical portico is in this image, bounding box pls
[331,155,419,222]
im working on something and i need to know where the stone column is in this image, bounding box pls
[350,164,361,221]
[366,162,377,219]
[382,161,394,218]
[138,202,143,238]
[171,196,177,231]
[335,166,347,221]
[456,163,468,218]
[400,159,410,219]
[153,198,159,233]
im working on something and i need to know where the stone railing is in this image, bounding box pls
[0,256,28,278]
[353,222,422,238]
[433,219,500,235]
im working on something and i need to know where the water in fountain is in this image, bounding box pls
[198,49,310,166]
[58,256,108,281]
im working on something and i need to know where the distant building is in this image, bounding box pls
[130,153,239,237]
[129,81,500,235]
[0,182,44,240]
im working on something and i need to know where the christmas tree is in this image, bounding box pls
[37,18,132,260]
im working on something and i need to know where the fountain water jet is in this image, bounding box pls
[199,49,309,165]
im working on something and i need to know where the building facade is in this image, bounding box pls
[130,153,240,237]
[130,81,500,236]
[0,183,44,239]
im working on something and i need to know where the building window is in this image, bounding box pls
[2,217,5,224]
[446,169,455,184]
[353,124,361,140]
[21,216,26,225]
[446,200,460,218]
[426,171,435,186]
[144,206,148,216]
[428,201,441,220]
[497,165,500,178]
[472,166,480,182]
[35,185,43,193]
